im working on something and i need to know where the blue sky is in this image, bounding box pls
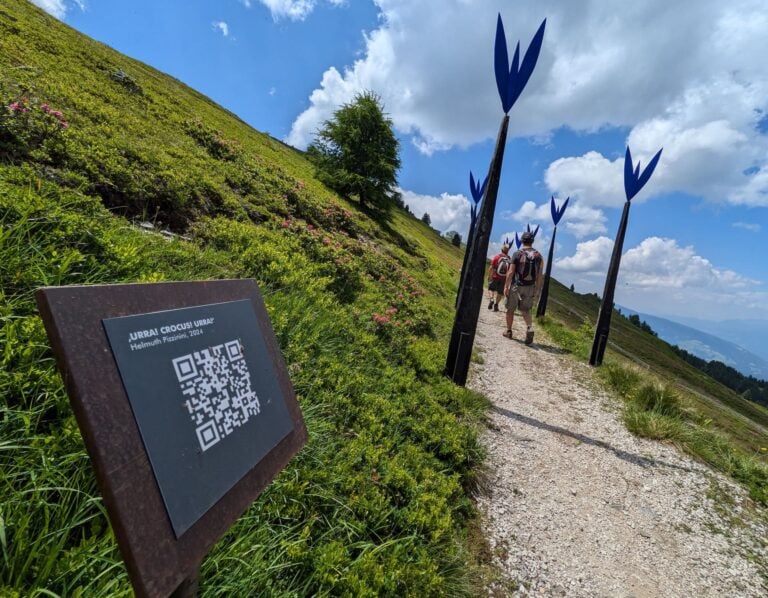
[36,0,768,322]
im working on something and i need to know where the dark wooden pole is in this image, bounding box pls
[455,220,475,309]
[589,200,631,366]
[535,225,557,318]
[445,115,509,385]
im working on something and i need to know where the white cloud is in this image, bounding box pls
[240,0,253,7]
[287,0,768,206]
[254,0,343,21]
[733,222,761,232]
[212,21,230,37]
[553,236,767,319]
[620,237,752,289]
[556,236,614,273]
[30,0,83,19]
[505,199,608,239]
[399,188,471,237]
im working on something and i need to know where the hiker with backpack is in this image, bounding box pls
[487,244,512,312]
[503,231,543,345]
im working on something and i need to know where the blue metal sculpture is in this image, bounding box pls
[456,170,489,308]
[515,232,522,249]
[536,196,570,318]
[446,14,546,385]
[589,146,663,366]
[526,223,540,238]
[495,15,547,114]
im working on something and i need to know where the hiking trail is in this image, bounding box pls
[469,306,768,597]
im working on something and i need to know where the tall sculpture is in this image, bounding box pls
[445,14,546,385]
[589,146,662,366]
[514,232,522,249]
[456,171,488,308]
[535,196,569,318]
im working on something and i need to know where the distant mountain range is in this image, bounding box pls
[618,308,768,381]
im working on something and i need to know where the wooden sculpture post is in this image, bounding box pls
[445,14,546,385]
[589,146,662,366]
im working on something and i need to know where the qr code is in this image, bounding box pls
[172,340,261,451]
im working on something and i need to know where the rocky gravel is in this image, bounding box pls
[469,306,768,597]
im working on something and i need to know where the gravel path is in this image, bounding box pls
[469,306,768,597]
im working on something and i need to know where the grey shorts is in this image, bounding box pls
[506,284,536,312]
[488,278,505,294]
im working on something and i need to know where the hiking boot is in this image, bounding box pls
[493,303,499,312]
[503,329,513,339]
[525,328,534,345]
[488,300,494,310]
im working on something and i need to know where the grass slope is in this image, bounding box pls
[1,2,486,596]
[540,279,768,504]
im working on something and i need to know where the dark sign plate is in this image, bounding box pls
[35,280,307,598]
[102,299,294,536]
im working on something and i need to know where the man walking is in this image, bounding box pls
[487,244,511,312]
[503,231,543,345]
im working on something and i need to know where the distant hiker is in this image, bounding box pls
[487,244,512,312]
[503,231,543,345]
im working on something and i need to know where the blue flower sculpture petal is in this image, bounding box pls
[495,14,546,114]
[550,195,570,225]
[624,146,663,201]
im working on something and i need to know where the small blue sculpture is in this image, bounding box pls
[551,195,570,225]
[536,196,570,318]
[515,232,522,249]
[456,170,490,308]
[495,15,547,114]
[526,223,540,239]
[624,146,663,201]
[590,145,662,366]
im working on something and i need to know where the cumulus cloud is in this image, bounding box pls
[553,236,766,318]
[398,188,471,237]
[505,199,608,238]
[212,21,230,37]
[30,0,83,19]
[556,236,614,273]
[287,0,768,206]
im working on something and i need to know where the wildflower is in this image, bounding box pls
[322,237,332,246]
[280,219,292,228]
[385,308,398,315]
[306,223,316,231]
[372,313,391,324]
[60,121,70,130]
[40,103,50,112]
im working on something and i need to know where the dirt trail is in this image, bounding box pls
[469,306,767,597]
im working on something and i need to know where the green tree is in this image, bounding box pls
[307,92,400,209]
[421,212,431,226]
[451,232,462,247]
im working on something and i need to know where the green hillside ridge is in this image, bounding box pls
[2,1,767,595]
[0,2,487,595]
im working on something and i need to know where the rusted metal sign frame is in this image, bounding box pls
[35,280,307,598]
